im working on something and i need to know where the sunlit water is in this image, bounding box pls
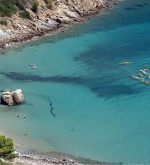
[0,0,150,163]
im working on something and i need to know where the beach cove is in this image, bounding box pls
[0,0,150,164]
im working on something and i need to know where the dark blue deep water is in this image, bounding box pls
[0,0,150,163]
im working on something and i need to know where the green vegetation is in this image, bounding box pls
[0,135,17,161]
[44,0,52,9]
[15,0,31,20]
[0,20,8,26]
[20,10,31,20]
[0,162,12,165]
[32,0,39,13]
[15,0,26,11]
[0,0,54,19]
[0,0,17,17]
[0,162,25,165]
[0,0,31,19]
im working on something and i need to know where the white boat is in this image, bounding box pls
[31,65,37,69]
[119,61,132,65]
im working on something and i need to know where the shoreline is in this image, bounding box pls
[0,129,119,165]
[0,23,70,50]
[0,0,119,50]
[14,152,80,165]
[0,0,122,165]
[14,151,122,165]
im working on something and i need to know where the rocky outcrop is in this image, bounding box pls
[1,91,14,106]
[12,89,24,104]
[0,0,117,48]
[1,89,24,106]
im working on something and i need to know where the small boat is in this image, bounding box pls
[142,80,150,85]
[29,64,35,66]
[139,69,148,75]
[29,64,37,69]
[130,74,142,80]
[119,61,132,65]
[130,74,150,84]
[31,65,37,69]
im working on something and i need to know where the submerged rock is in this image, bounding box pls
[1,89,24,106]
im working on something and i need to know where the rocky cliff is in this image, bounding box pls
[0,0,115,48]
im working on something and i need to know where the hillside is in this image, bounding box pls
[0,0,113,48]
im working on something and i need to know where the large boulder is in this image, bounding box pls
[12,89,24,104]
[1,89,24,106]
[1,91,14,106]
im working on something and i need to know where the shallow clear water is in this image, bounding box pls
[0,0,150,163]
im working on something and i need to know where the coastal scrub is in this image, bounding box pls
[20,10,31,20]
[0,0,16,17]
[0,135,17,161]
[32,0,39,13]
[0,20,8,26]
[44,0,52,9]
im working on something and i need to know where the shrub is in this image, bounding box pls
[0,161,12,165]
[0,0,17,17]
[44,0,52,9]
[0,135,17,160]
[20,10,31,19]
[0,20,8,26]
[15,0,26,10]
[32,0,39,13]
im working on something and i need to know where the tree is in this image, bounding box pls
[20,10,31,20]
[32,0,39,13]
[0,20,8,26]
[44,0,52,9]
[0,0,17,17]
[0,135,17,161]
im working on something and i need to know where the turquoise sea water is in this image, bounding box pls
[0,0,150,163]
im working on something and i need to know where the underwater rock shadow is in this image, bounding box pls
[91,84,141,99]
[0,71,142,99]
[125,7,139,10]
[124,1,150,10]
[134,4,144,8]
[0,71,85,83]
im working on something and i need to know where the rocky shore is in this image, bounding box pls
[0,0,119,49]
[14,152,80,165]
[14,151,122,165]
